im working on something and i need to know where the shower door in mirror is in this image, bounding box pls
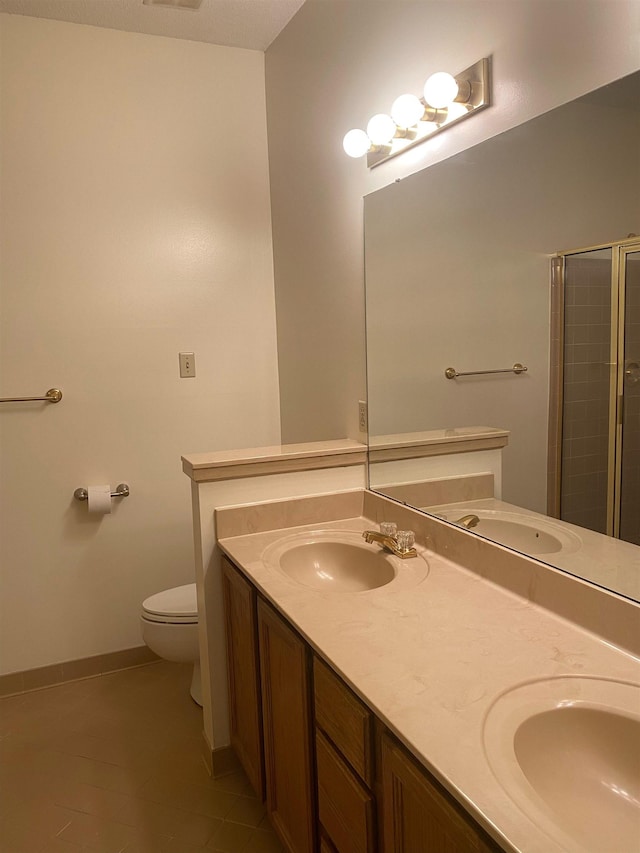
[618,246,640,545]
[554,238,640,545]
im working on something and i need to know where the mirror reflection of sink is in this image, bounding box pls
[262,529,429,592]
[434,508,581,554]
[483,677,640,852]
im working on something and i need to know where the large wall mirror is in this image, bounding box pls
[365,71,640,602]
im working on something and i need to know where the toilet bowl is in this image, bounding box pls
[140,583,202,706]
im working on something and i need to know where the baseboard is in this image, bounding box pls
[0,645,160,698]
[201,729,240,779]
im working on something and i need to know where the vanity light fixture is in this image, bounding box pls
[343,57,490,168]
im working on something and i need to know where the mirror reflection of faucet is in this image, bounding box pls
[454,514,480,529]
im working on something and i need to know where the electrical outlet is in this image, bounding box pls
[358,400,368,432]
[179,352,196,378]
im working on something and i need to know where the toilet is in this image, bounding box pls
[140,583,202,706]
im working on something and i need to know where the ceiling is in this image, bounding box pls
[0,0,306,51]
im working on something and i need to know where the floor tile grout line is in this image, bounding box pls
[0,662,283,853]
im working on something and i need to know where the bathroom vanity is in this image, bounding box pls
[181,441,639,853]
[214,503,639,853]
[221,550,501,853]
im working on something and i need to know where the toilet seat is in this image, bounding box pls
[141,583,198,625]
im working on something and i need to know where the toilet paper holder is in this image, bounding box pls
[74,483,130,502]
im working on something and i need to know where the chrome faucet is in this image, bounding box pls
[454,514,480,529]
[362,528,417,559]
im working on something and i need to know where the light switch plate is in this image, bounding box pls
[179,352,196,378]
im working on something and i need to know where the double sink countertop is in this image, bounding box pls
[218,515,640,853]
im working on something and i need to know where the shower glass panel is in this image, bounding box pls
[619,249,640,545]
[560,249,613,535]
[556,238,640,545]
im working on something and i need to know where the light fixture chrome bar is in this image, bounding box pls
[444,363,527,379]
[367,57,491,168]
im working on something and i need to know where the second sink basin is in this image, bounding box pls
[262,529,429,593]
[483,676,640,852]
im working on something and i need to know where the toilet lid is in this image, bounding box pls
[142,583,198,620]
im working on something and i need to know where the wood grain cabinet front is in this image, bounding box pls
[221,557,264,800]
[257,597,316,853]
[220,557,507,853]
[316,729,376,853]
[314,657,373,787]
[381,733,502,853]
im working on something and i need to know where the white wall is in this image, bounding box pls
[0,15,281,675]
[266,0,640,443]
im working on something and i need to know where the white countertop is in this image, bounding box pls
[218,516,640,853]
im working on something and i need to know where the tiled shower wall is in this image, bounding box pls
[561,257,612,533]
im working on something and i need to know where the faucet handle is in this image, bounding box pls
[380,521,398,537]
[396,530,415,552]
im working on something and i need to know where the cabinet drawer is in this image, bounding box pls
[316,729,376,853]
[314,657,373,785]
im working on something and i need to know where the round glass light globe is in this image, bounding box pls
[366,113,397,145]
[423,72,459,108]
[342,129,370,158]
[390,94,424,128]
[444,102,468,123]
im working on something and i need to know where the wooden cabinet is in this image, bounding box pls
[313,657,377,852]
[314,657,373,786]
[381,733,501,853]
[316,729,376,853]
[221,556,505,853]
[221,557,264,799]
[257,597,316,853]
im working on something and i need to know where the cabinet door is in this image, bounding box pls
[381,734,498,853]
[221,558,264,799]
[258,598,316,853]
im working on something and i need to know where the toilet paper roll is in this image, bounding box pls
[87,484,112,515]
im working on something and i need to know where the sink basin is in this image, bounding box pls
[262,529,429,593]
[434,508,581,555]
[483,676,640,852]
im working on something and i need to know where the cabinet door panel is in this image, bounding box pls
[258,598,316,853]
[381,734,494,853]
[221,558,264,799]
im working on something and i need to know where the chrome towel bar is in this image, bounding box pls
[74,484,130,502]
[0,388,63,403]
[445,363,527,379]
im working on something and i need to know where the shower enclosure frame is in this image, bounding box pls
[548,235,640,539]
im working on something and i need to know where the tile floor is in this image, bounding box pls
[0,661,285,853]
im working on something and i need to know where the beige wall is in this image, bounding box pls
[266,0,640,443]
[0,15,281,674]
